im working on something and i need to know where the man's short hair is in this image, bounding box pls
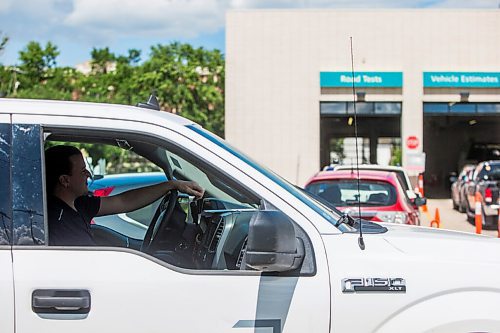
[45,145,82,194]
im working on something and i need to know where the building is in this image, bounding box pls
[225,9,500,197]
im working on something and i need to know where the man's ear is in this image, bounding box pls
[58,175,70,188]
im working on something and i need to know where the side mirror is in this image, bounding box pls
[244,210,304,272]
[414,196,427,207]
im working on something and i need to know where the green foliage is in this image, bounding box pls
[390,146,402,166]
[0,31,8,56]
[90,47,116,74]
[135,42,225,136]
[329,138,345,164]
[18,41,60,87]
[5,40,225,168]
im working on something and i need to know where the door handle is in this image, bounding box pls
[32,289,91,314]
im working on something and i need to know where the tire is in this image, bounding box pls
[465,201,474,224]
[458,191,467,213]
[458,199,466,213]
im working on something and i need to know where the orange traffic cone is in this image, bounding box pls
[475,192,482,234]
[430,208,440,228]
[421,201,428,213]
[418,174,428,213]
[418,174,424,197]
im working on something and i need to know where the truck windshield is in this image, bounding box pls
[186,124,350,231]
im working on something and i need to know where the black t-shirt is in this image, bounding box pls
[48,195,101,246]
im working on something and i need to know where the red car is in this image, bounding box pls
[305,170,420,225]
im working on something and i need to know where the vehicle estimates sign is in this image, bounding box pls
[423,72,500,88]
[320,72,403,88]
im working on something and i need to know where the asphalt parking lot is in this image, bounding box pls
[421,199,498,237]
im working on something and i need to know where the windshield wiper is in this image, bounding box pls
[335,213,356,228]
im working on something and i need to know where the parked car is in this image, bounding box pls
[88,172,167,241]
[323,164,425,208]
[305,170,421,225]
[458,142,500,172]
[450,164,475,212]
[464,160,500,228]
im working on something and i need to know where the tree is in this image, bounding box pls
[90,47,115,74]
[9,41,225,137]
[390,146,402,166]
[18,41,60,87]
[116,49,141,65]
[137,42,225,136]
[0,31,8,56]
[0,31,9,96]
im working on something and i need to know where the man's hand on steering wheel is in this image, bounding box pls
[171,180,205,199]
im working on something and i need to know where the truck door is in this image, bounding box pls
[0,115,15,333]
[11,114,330,333]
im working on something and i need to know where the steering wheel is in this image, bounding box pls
[141,189,179,254]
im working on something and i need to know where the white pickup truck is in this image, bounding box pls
[1,98,499,333]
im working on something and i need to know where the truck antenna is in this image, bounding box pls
[350,37,365,250]
[136,90,160,111]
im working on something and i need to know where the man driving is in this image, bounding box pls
[45,145,204,246]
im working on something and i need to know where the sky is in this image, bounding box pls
[0,0,498,67]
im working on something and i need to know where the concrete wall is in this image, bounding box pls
[225,9,500,186]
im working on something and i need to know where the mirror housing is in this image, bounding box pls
[414,196,427,207]
[244,210,304,272]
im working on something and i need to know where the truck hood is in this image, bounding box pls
[324,225,500,332]
[378,222,500,264]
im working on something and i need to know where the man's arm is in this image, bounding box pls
[96,180,204,217]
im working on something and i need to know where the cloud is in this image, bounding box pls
[58,0,500,42]
[0,0,498,65]
[0,0,13,13]
[1,0,498,44]
[0,0,74,39]
[63,0,229,39]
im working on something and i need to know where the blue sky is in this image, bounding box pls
[0,0,498,67]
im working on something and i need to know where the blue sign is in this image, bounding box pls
[423,72,500,88]
[320,72,403,88]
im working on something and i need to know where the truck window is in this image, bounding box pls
[43,133,263,271]
[11,124,45,245]
[0,123,11,245]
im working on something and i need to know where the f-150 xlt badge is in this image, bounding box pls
[342,278,406,293]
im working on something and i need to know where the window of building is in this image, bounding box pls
[450,103,475,113]
[423,103,448,113]
[477,103,500,113]
[347,102,373,114]
[374,102,402,114]
[320,102,345,114]
[321,102,402,115]
[424,102,500,114]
